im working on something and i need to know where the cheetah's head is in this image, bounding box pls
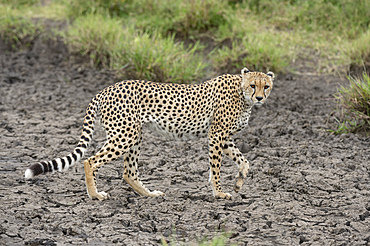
[240,67,274,106]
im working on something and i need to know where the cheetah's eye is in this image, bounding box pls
[250,85,256,89]
[264,85,270,89]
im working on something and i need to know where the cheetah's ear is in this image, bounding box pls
[241,67,250,75]
[241,67,250,88]
[266,71,275,79]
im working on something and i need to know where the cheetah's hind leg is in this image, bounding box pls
[122,132,164,197]
[84,135,130,201]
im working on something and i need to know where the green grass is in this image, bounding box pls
[63,0,230,38]
[0,5,43,50]
[216,0,370,73]
[241,0,370,39]
[2,0,369,76]
[212,14,293,73]
[348,31,370,70]
[332,73,370,135]
[64,14,208,83]
[0,0,39,7]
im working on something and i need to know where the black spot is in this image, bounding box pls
[76,148,82,156]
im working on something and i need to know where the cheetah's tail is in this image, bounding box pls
[25,98,99,179]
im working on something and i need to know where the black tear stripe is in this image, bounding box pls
[251,90,255,99]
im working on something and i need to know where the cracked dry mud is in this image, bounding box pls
[0,39,369,245]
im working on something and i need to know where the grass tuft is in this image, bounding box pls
[0,6,42,50]
[242,0,370,39]
[64,0,230,38]
[211,12,292,73]
[64,14,208,83]
[332,73,370,134]
[348,31,370,71]
[211,35,290,74]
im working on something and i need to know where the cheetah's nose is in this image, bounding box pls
[256,96,263,101]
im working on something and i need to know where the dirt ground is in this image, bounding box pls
[0,38,369,246]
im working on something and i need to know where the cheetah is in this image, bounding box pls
[25,68,274,200]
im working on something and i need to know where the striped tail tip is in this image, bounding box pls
[25,162,45,179]
[25,168,34,179]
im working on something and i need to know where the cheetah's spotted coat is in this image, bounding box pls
[25,68,274,200]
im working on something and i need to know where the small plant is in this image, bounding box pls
[198,233,236,246]
[161,232,237,246]
[332,73,370,134]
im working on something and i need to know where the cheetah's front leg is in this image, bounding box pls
[208,132,232,200]
[222,140,250,193]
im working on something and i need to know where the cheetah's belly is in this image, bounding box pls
[144,115,212,140]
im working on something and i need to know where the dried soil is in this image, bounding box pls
[0,38,369,245]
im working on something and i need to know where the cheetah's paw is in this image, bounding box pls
[234,177,245,193]
[215,192,232,200]
[149,190,165,197]
[95,191,110,201]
